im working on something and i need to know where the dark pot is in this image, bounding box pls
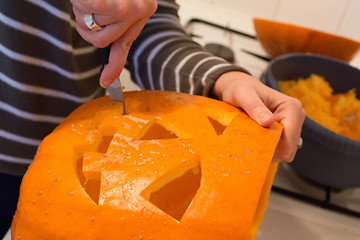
[261,53,360,189]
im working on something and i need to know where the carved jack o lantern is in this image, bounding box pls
[12,90,282,240]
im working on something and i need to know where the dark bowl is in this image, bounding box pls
[261,53,360,189]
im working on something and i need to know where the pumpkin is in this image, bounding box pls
[253,17,360,63]
[12,90,282,239]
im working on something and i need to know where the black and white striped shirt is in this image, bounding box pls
[0,0,247,176]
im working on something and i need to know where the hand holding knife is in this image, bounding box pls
[99,46,126,114]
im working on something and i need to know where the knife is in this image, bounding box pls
[99,46,126,114]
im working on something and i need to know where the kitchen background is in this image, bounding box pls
[177,0,360,41]
[3,0,360,239]
[177,0,360,66]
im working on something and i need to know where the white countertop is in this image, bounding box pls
[2,229,10,240]
[258,192,360,239]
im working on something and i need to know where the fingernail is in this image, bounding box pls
[100,79,110,88]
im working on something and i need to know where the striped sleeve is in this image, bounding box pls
[126,0,249,97]
[0,0,105,175]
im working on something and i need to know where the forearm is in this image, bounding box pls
[126,0,249,97]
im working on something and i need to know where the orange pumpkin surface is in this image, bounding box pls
[12,90,282,240]
[253,18,360,63]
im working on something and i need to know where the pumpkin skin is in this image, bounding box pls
[12,90,282,240]
[253,18,360,63]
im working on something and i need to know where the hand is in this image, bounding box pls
[213,72,305,162]
[71,0,158,87]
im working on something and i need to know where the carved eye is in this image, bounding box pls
[207,116,226,135]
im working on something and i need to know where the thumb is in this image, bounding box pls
[233,87,274,127]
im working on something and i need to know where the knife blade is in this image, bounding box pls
[99,46,126,114]
[107,77,125,102]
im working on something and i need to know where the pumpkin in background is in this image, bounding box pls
[12,90,282,239]
[253,18,360,63]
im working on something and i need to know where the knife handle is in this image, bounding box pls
[99,45,111,71]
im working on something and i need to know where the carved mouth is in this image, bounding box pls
[141,161,201,222]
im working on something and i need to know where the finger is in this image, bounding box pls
[72,6,102,31]
[70,0,113,15]
[75,17,135,48]
[72,6,113,32]
[100,19,148,87]
[275,99,304,144]
[71,3,127,30]
[272,98,305,162]
[272,147,297,162]
[99,42,126,88]
[71,0,156,25]
[233,85,274,127]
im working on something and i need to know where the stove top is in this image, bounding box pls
[274,163,360,216]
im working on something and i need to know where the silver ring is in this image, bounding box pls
[297,137,303,149]
[83,13,102,31]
